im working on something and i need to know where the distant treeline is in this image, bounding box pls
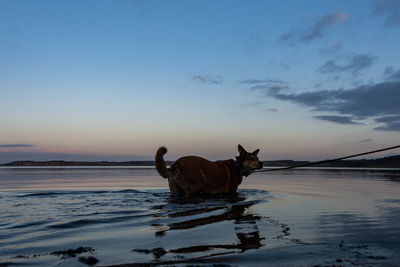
[263,155,400,168]
[1,155,399,168]
[1,160,173,167]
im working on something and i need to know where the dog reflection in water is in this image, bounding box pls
[155,145,263,197]
[136,191,265,262]
[161,195,263,250]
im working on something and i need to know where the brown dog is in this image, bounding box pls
[155,145,263,197]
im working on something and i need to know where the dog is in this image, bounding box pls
[155,145,263,197]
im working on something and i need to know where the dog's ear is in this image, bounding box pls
[252,149,260,156]
[238,144,247,154]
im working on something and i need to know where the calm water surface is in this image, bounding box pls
[0,167,400,266]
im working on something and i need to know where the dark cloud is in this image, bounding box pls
[388,70,400,80]
[267,108,278,112]
[313,115,363,125]
[375,115,400,123]
[280,11,348,44]
[374,115,400,131]
[383,67,400,80]
[360,138,372,143]
[192,75,223,85]
[374,122,400,131]
[318,54,376,74]
[0,144,35,148]
[265,81,400,131]
[383,66,395,76]
[374,0,400,27]
[388,71,400,80]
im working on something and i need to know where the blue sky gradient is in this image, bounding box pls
[1,0,400,163]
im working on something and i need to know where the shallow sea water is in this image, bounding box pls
[0,167,400,266]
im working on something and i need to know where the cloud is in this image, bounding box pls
[389,71,400,80]
[318,54,376,74]
[383,66,395,76]
[0,144,35,148]
[374,0,400,27]
[240,79,286,85]
[264,80,400,131]
[375,115,400,123]
[240,78,288,96]
[250,84,288,95]
[360,138,372,143]
[313,115,363,125]
[374,115,400,131]
[280,11,348,44]
[383,67,400,80]
[192,75,223,85]
[319,41,343,55]
[374,122,400,131]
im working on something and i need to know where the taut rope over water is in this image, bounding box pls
[256,145,400,173]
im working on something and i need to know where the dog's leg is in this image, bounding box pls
[168,175,181,196]
[184,191,195,198]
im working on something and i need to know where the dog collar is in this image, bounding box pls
[234,160,252,177]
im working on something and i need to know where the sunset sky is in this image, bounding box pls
[1,0,400,163]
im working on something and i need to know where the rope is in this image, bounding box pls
[256,145,400,172]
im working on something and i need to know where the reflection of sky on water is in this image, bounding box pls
[0,167,164,191]
[0,167,400,265]
[248,169,400,248]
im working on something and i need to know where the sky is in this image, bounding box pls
[1,0,400,163]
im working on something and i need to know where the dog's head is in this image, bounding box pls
[236,144,263,175]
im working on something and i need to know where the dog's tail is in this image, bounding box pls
[155,147,172,179]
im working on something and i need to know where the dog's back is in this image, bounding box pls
[170,156,242,195]
[155,145,262,197]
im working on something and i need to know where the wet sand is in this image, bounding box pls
[0,167,400,266]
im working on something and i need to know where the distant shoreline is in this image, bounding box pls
[1,155,399,168]
[0,160,171,167]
